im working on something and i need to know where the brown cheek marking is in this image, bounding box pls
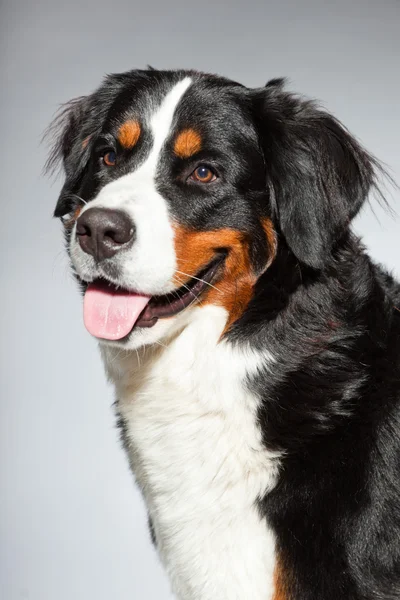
[82,135,91,149]
[261,217,277,266]
[174,129,202,159]
[118,120,141,150]
[173,225,256,333]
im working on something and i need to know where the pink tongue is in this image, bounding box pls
[83,283,150,340]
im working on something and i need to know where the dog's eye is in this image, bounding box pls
[190,165,217,184]
[102,151,117,166]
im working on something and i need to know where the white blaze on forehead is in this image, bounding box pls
[70,77,192,295]
[142,76,193,174]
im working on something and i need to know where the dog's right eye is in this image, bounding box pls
[189,165,217,184]
[102,151,117,166]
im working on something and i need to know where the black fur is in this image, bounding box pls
[48,68,400,598]
[252,78,380,269]
[243,238,400,597]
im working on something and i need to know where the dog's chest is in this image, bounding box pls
[107,311,279,600]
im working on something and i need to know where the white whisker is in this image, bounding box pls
[175,269,222,293]
[67,193,88,206]
[172,276,204,307]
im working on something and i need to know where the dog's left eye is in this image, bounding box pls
[102,151,117,166]
[189,165,217,183]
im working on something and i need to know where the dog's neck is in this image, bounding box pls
[101,306,280,600]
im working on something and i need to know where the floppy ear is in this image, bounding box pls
[252,79,378,269]
[44,96,91,217]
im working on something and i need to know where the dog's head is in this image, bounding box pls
[48,69,376,349]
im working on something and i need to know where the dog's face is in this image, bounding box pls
[49,69,375,349]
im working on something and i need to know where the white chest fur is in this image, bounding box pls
[102,306,279,600]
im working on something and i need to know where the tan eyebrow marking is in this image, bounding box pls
[174,128,202,159]
[118,120,141,149]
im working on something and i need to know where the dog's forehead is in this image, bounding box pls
[100,71,251,144]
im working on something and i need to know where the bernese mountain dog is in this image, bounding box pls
[47,68,400,599]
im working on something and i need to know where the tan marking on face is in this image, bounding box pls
[261,217,278,267]
[173,226,256,333]
[82,135,91,149]
[174,129,202,159]
[64,205,83,229]
[74,205,83,220]
[118,120,141,150]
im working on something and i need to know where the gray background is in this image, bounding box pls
[1,0,399,598]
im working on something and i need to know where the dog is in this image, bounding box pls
[47,68,400,599]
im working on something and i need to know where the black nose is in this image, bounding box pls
[76,208,135,261]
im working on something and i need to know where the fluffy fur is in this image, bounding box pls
[48,68,400,599]
[103,305,279,599]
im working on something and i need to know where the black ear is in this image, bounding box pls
[252,80,378,269]
[44,96,90,217]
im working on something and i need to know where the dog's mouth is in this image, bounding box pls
[82,255,224,341]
